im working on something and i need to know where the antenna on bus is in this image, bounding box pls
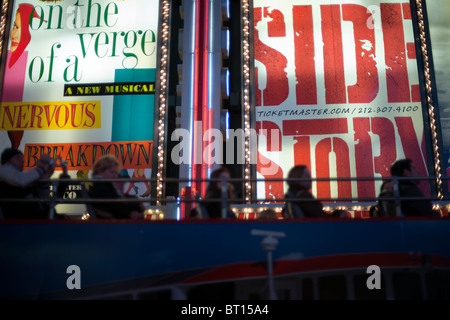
[251,229,286,300]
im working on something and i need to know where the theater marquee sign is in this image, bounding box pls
[0,0,162,197]
[252,0,442,202]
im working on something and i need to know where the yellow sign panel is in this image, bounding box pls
[0,101,101,130]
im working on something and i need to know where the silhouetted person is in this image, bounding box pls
[390,159,439,217]
[200,167,236,219]
[0,148,55,219]
[89,155,144,219]
[372,180,397,217]
[283,165,326,218]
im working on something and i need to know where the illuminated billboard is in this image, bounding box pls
[0,0,161,198]
[253,0,441,202]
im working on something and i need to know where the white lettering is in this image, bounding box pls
[366,265,381,290]
[66,265,81,290]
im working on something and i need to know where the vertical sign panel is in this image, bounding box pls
[253,0,430,203]
[0,0,160,199]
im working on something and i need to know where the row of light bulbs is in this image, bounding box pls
[143,203,450,220]
[156,0,171,206]
[0,0,9,55]
[242,0,252,202]
[415,0,443,200]
[80,201,449,221]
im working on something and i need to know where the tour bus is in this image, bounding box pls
[2,213,448,300]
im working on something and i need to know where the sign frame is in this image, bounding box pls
[247,0,446,203]
[0,0,171,206]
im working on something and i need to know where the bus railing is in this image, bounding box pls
[0,176,449,220]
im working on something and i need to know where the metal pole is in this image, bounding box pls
[48,180,57,220]
[221,177,228,218]
[264,239,276,300]
[251,229,286,300]
[392,176,403,217]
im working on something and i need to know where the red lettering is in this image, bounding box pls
[321,5,346,104]
[255,66,261,106]
[293,5,316,105]
[16,105,29,129]
[403,3,421,102]
[343,4,378,103]
[55,104,70,128]
[315,138,332,200]
[43,104,58,127]
[315,138,351,200]
[283,118,350,199]
[29,105,44,128]
[372,117,397,178]
[353,118,376,197]
[68,103,96,128]
[70,103,83,127]
[257,151,284,201]
[265,8,285,37]
[256,123,284,200]
[254,7,289,106]
[252,1,428,201]
[257,121,281,152]
[1,105,16,129]
[353,117,398,198]
[283,118,348,135]
[253,3,419,106]
[84,103,96,127]
[293,136,311,170]
[257,117,429,201]
[333,138,352,199]
[382,3,411,102]
[395,117,430,194]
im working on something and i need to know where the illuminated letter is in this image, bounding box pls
[366,265,381,290]
[171,128,190,165]
[66,265,81,290]
[203,128,223,165]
